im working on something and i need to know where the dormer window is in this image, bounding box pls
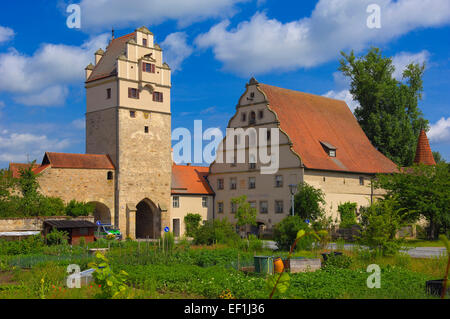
[320,141,337,157]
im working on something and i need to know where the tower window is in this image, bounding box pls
[153,91,163,102]
[107,171,113,180]
[128,88,139,99]
[144,126,149,133]
[143,62,155,73]
[143,38,147,47]
[130,111,136,118]
[106,88,111,99]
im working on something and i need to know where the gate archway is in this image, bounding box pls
[91,202,112,225]
[136,199,160,239]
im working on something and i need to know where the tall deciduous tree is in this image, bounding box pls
[232,195,257,236]
[339,47,428,166]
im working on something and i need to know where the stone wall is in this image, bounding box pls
[0,216,94,232]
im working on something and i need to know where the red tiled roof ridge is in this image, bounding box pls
[43,152,115,170]
[413,129,436,165]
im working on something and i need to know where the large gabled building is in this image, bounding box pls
[208,78,398,234]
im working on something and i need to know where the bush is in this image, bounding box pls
[45,229,69,246]
[338,202,358,228]
[184,213,202,237]
[294,182,326,221]
[273,216,313,251]
[65,200,95,217]
[322,254,353,270]
[0,235,44,255]
[37,196,65,216]
[193,219,240,246]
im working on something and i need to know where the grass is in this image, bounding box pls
[401,239,445,248]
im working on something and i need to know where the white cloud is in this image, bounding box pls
[78,0,246,30]
[71,118,86,130]
[160,32,193,72]
[323,89,360,113]
[392,51,429,80]
[0,26,14,44]
[428,117,450,143]
[0,33,109,105]
[0,130,71,163]
[14,86,69,107]
[195,0,450,76]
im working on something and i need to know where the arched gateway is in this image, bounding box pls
[135,199,161,239]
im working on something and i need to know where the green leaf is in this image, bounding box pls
[276,273,290,294]
[106,280,113,287]
[296,229,305,240]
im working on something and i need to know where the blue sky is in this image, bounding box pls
[0,0,449,168]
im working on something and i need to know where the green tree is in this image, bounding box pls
[184,213,202,237]
[232,195,257,235]
[374,163,450,239]
[65,200,95,217]
[293,182,325,221]
[273,216,313,251]
[433,151,446,164]
[339,47,428,166]
[338,202,358,228]
[0,168,15,200]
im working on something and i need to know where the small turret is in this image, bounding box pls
[95,48,104,65]
[414,129,436,165]
[85,63,94,80]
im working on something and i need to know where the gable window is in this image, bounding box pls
[128,88,139,99]
[258,110,264,119]
[275,175,283,187]
[275,200,284,214]
[143,38,147,47]
[217,179,224,190]
[143,62,155,73]
[130,111,136,118]
[217,202,224,214]
[248,177,256,189]
[249,111,256,125]
[153,91,163,102]
[106,88,111,99]
[172,196,180,208]
[260,201,268,214]
[107,171,113,180]
[202,196,208,208]
[241,113,247,122]
[230,177,237,190]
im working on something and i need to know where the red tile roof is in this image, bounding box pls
[8,163,40,178]
[172,164,214,195]
[258,83,398,174]
[42,152,115,169]
[414,129,436,165]
[86,32,136,83]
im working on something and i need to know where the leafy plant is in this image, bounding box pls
[65,200,95,217]
[294,182,326,221]
[322,254,352,270]
[184,213,202,237]
[338,202,358,228]
[273,216,313,251]
[45,229,69,246]
[193,218,239,246]
[88,252,129,299]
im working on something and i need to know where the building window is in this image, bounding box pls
[275,200,284,214]
[106,88,111,99]
[230,177,237,190]
[128,88,139,99]
[359,177,364,186]
[249,201,256,210]
[249,111,256,125]
[329,150,336,157]
[260,201,268,214]
[107,171,113,180]
[153,91,163,102]
[144,126,149,133]
[202,196,208,208]
[230,201,237,214]
[172,196,179,208]
[130,111,136,118]
[218,202,224,214]
[241,113,247,122]
[249,163,256,170]
[267,130,271,141]
[258,110,264,119]
[275,175,283,187]
[143,62,155,73]
[217,179,224,190]
[248,177,256,189]
[143,38,147,47]
[250,92,255,98]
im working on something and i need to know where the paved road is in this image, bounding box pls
[263,241,447,258]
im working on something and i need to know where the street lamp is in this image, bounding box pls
[288,184,297,216]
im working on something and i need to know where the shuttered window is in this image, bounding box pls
[128,88,139,99]
[153,91,163,102]
[142,62,155,73]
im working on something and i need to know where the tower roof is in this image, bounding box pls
[414,129,436,165]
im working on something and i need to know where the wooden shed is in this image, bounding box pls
[43,220,97,245]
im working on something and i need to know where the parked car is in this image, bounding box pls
[94,223,122,240]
